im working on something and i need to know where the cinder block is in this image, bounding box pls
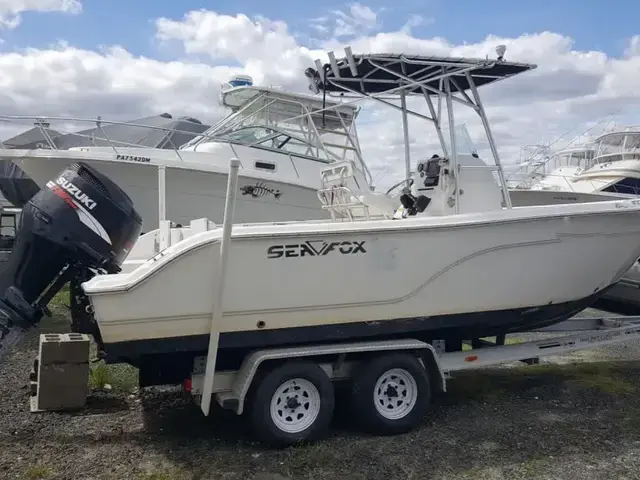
[36,383,89,411]
[38,333,90,365]
[31,334,91,412]
[37,363,90,390]
[35,364,90,411]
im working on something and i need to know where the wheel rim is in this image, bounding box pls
[373,368,418,420]
[270,378,321,434]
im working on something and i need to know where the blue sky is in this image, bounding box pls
[1,1,637,58]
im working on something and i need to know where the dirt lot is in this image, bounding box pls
[2,301,640,480]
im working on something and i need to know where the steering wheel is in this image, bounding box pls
[386,178,414,197]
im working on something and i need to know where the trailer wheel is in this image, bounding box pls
[351,353,431,436]
[248,361,335,446]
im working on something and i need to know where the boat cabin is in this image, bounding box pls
[578,128,640,195]
[180,83,373,185]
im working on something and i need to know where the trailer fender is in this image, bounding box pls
[224,339,446,415]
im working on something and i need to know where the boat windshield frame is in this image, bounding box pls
[592,128,640,164]
[180,88,373,182]
[506,145,596,188]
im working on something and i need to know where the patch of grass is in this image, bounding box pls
[47,283,70,311]
[458,465,495,479]
[89,360,139,393]
[509,362,637,395]
[487,361,638,396]
[37,284,72,334]
[447,373,509,400]
[572,370,635,395]
[22,465,53,479]
[109,363,139,392]
[462,335,524,351]
[89,361,111,389]
[517,457,545,478]
[282,442,342,478]
[448,361,636,401]
[505,335,524,345]
[133,464,195,480]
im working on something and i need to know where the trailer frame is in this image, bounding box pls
[169,313,640,444]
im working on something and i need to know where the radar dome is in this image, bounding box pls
[221,74,254,91]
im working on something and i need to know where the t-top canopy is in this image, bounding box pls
[305,50,537,96]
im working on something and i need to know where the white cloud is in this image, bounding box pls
[0,7,639,191]
[400,14,432,35]
[0,0,81,29]
[155,10,317,91]
[0,42,244,147]
[625,35,640,58]
[309,3,381,40]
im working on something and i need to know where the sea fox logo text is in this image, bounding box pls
[267,240,367,259]
[47,177,97,211]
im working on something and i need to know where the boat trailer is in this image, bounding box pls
[21,313,640,444]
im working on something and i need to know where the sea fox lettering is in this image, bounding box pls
[54,177,97,210]
[267,240,367,259]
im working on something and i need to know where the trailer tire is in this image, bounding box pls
[248,361,335,446]
[350,353,430,436]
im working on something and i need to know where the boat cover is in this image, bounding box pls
[0,113,211,208]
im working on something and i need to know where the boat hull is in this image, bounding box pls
[82,200,640,360]
[591,261,640,315]
[10,151,332,231]
[104,285,614,365]
[509,188,640,315]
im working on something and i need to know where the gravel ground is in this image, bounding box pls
[3,307,640,480]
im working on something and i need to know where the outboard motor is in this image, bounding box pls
[0,162,142,360]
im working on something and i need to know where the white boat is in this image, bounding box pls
[508,127,640,206]
[67,47,640,364]
[0,112,211,209]
[0,77,373,232]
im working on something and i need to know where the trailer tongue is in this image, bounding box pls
[0,162,142,361]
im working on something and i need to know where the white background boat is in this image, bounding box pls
[0,79,373,232]
[508,126,640,206]
[0,112,211,209]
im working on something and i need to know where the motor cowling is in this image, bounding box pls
[0,162,142,355]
